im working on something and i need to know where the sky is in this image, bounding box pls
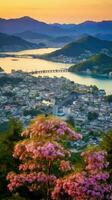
[0,0,112,23]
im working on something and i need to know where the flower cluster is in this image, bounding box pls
[7,172,57,192]
[52,172,112,200]
[59,160,71,172]
[52,173,85,200]
[13,141,70,162]
[81,151,109,174]
[21,116,82,141]
[52,151,112,200]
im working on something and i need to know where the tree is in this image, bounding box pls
[100,130,112,174]
[106,95,112,103]
[90,85,98,94]
[6,116,112,200]
[0,118,23,199]
[7,115,82,200]
[88,112,99,121]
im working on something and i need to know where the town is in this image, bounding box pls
[0,70,112,149]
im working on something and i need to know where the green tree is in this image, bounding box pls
[100,129,112,174]
[88,112,99,121]
[106,95,112,103]
[0,118,23,199]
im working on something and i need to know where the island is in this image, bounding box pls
[69,53,112,77]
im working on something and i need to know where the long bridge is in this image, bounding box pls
[29,69,68,75]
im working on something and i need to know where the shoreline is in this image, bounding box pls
[0,53,112,80]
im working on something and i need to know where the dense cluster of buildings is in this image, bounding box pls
[0,71,112,149]
[48,54,90,64]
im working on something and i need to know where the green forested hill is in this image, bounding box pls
[43,35,112,59]
[69,53,112,76]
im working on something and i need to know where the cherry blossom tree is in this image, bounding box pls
[7,115,82,199]
[7,115,112,200]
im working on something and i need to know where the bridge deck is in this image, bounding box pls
[29,69,68,74]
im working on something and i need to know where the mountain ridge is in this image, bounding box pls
[0,16,112,35]
[0,32,44,52]
[42,35,112,59]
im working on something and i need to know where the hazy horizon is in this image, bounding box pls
[0,0,112,23]
[0,15,112,25]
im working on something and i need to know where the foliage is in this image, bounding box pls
[88,111,99,121]
[0,76,23,86]
[0,118,23,199]
[106,95,112,103]
[90,85,99,93]
[1,193,27,200]
[100,129,112,174]
[69,53,112,75]
[23,109,42,117]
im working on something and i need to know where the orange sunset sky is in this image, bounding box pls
[0,0,112,23]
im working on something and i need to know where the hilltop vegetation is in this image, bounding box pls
[42,35,112,60]
[69,53,112,76]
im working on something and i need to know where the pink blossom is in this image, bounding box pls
[60,160,71,172]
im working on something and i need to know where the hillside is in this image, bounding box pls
[69,54,112,76]
[95,33,112,41]
[0,32,43,52]
[43,36,112,60]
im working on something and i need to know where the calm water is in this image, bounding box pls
[0,48,112,95]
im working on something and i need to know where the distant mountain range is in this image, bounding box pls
[0,32,45,52]
[43,35,112,59]
[1,16,112,48]
[0,16,70,36]
[0,17,112,36]
[55,21,112,34]
[69,54,112,76]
